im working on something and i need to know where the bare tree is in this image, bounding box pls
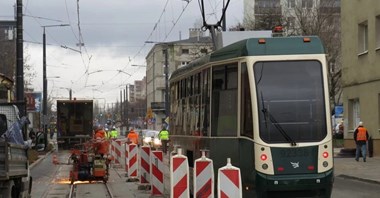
[242,0,342,108]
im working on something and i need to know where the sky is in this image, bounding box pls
[0,0,243,106]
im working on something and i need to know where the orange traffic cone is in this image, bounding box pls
[52,154,58,165]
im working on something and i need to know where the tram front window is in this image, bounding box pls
[254,60,327,143]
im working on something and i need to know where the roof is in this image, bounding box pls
[171,36,325,79]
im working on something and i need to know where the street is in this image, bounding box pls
[30,149,380,198]
[332,176,380,198]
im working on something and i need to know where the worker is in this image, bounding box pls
[127,128,139,145]
[158,126,170,154]
[94,125,109,156]
[110,126,119,139]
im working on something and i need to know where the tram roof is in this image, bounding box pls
[171,36,325,79]
[211,36,325,61]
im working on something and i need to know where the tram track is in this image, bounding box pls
[69,182,114,198]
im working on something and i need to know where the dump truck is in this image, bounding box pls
[0,103,32,198]
[56,100,93,149]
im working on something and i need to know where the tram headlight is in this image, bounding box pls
[262,163,268,170]
[323,161,328,167]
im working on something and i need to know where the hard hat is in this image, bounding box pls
[112,126,116,130]
[359,121,363,126]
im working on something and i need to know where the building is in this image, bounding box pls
[124,77,147,129]
[0,20,16,101]
[341,0,380,156]
[244,0,340,35]
[145,28,213,130]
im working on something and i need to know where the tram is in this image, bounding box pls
[169,36,333,197]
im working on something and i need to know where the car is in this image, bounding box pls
[139,129,161,148]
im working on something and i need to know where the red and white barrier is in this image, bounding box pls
[128,143,138,178]
[151,150,164,196]
[170,148,189,198]
[217,158,242,198]
[125,143,129,173]
[140,146,151,184]
[114,140,122,164]
[194,151,214,198]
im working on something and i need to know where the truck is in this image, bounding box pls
[56,100,93,149]
[0,103,32,198]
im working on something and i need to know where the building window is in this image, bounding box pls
[358,21,368,54]
[181,61,190,67]
[349,99,360,130]
[302,0,313,8]
[182,49,189,54]
[200,48,208,54]
[288,0,295,8]
[287,17,295,28]
[376,16,380,50]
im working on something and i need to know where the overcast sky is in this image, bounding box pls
[0,0,243,105]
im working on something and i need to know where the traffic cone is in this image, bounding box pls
[52,154,58,165]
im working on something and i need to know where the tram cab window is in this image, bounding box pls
[211,64,238,137]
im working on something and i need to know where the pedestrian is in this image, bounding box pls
[354,121,369,162]
[127,128,139,145]
[158,126,169,154]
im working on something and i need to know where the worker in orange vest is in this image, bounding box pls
[94,125,109,156]
[127,128,139,145]
[354,121,369,162]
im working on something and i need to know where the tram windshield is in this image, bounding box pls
[254,60,327,143]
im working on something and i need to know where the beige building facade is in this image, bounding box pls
[145,29,213,130]
[341,0,380,155]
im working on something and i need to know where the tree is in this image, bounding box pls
[242,0,342,108]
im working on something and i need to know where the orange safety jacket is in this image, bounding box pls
[127,131,139,144]
[356,127,368,141]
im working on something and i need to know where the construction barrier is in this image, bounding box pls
[114,139,122,164]
[194,151,214,198]
[151,150,164,196]
[128,143,138,178]
[170,148,189,198]
[125,142,129,173]
[140,146,151,184]
[217,158,242,198]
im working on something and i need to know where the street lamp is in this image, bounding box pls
[42,24,69,150]
[58,87,73,100]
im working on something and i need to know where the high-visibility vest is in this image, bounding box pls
[159,130,169,140]
[127,132,139,144]
[357,127,367,141]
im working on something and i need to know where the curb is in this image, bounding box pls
[29,149,55,169]
[337,174,380,185]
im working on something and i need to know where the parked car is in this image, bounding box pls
[139,129,161,148]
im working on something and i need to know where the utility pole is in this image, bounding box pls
[16,0,24,102]
[164,48,169,119]
[125,86,129,129]
[42,24,69,150]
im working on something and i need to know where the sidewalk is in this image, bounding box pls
[334,148,380,184]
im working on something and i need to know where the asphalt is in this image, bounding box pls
[333,148,380,184]
[30,144,380,197]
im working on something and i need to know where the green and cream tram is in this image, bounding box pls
[169,36,334,198]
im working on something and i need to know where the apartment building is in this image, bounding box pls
[341,0,380,156]
[145,28,213,130]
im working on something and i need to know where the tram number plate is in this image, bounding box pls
[280,149,309,158]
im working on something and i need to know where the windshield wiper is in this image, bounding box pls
[260,93,297,146]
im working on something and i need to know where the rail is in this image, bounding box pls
[69,182,114,198]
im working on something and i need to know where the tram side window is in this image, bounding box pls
[211,64,238,137]
[241,63,253,138]
[201,70,210,136]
